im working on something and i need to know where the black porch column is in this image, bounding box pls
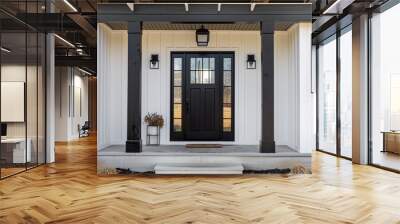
[126,21,142,153]
[260,22,276,153]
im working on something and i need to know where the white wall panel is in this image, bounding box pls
[141,30,262,145]
[97,24,128,150]
[274,23,314,153]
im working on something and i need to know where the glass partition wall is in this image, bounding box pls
[370,3,400,171]
[317,26,353,159]
[0,3,46,179]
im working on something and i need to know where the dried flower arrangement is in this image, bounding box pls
[144,113,164,127]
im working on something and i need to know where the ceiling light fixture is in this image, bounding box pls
[1,47,11,53]
[63,0,78,12]
[54,34,75,48]
[78,67,93,76]
[196,25,209,47]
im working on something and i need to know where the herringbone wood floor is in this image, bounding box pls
[1,135,400,224]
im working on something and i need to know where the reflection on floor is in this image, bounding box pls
[0,163,40,178]
[0,167,25,178]
[373,151,400,171]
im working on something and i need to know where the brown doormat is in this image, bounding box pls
[185,144,223,148]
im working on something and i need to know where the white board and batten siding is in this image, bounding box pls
[142,30,262,146]
[97,23,314,153]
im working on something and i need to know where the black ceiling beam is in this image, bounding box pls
[55,55,96,71]
[15,13,83,32]
[98,3,312,23]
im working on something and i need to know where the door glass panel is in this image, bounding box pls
[196,70,202,84]
[224,71,231,86]
[210,58,215,70]
[190,71,196,84]
[173,119,182,132]
[174,58,182,71]
[223,87,231,103]
[224,58,232,71]
[190,58,195,70]
[190,57,215,84]
[196,58,202,71]
[174,71,182,86]
[202,71,210,84]
[210,71,215,84]
[173,87,181,103]
[223,104,232,119]
[203,58,209,70]
[173,104,182,119]
[223,119,232,132]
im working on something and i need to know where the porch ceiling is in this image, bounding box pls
[105,21,294,31]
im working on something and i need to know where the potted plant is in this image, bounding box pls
[144,113,164,145]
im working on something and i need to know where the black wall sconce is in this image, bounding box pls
[150,54,159,69]
[196,26,209,47]
[247,54,256,69]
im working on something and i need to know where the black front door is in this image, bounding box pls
[171,52,234,141]
[185,54,220,140]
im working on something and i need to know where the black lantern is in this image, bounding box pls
[196,26,209,47]
[150,54,159,69]
[247,54,256,69]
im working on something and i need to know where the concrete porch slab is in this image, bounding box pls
[154,163,244,175]
[98,145,312,173]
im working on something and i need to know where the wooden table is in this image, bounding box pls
[382,131,400,154]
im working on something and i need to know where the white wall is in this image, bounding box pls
[97,24,128,150]
[54,67,89,141]
[274,23,314,153]
[97,23,313,153]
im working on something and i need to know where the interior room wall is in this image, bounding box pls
[54,66,89,141]
[1,64,33,138]
[97,23,314,153]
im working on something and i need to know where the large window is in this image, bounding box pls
[318,36,337,154]
[370,3,400,171]
[340,28,352,158]
[317,26,353,159]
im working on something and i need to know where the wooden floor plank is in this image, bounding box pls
[0,135,400,223]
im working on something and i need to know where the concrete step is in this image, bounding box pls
[154,163,244,175]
